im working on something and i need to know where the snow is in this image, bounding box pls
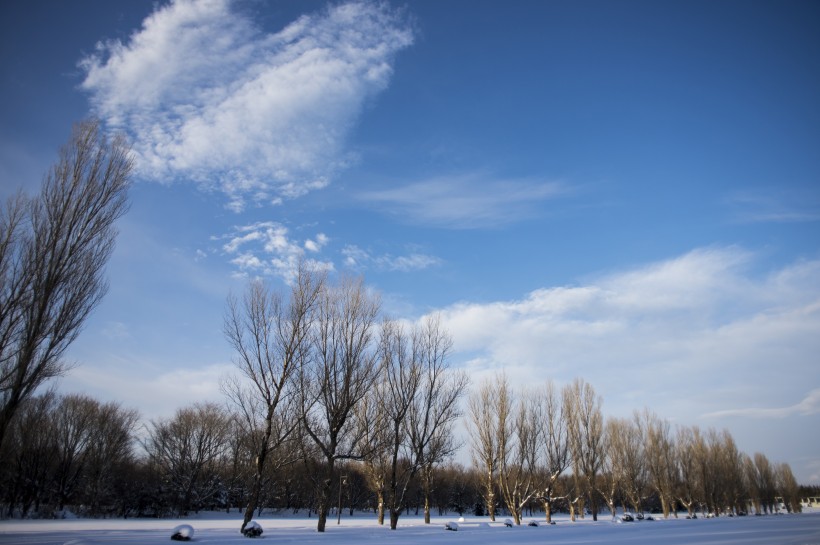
[1,510,819,545]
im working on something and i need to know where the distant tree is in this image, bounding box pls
[0,120,132,449]
[774,462,801,513]
[564,378,604,521]
[674,425,703,517]
[144,402,231,516]
[0,392,58,516]
[535,380,571,524]
[640,409,676,518]
[222,268,325,532]
[51,394,99,510]
[497,385,540,525]
[467,377,502,521]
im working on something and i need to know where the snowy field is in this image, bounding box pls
[2,510,820,545]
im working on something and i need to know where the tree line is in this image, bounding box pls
[0,377,805,523]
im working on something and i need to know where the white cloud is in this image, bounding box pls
[433,247,820,422]
[342,244,441,272]
[80,0,413,210]
[359,173,567,228]
[217,221,333,283]
[305,233,329,253]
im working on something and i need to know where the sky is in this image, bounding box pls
[1,0,818,483]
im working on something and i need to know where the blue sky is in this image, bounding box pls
[1,0,819,483]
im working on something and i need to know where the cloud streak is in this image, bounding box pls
[702,388,820,419]
[80,0,413,211]
[359,173,567,228]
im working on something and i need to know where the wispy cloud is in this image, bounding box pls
[215,221,333,283]
[359,173,567,228]
[728,189,820,224]
[342,244,441,272]
[702,388,820,419]
[80,0,413,211]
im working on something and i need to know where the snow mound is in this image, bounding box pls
[445,521,459,531]
[171,524,194,541]
[242,520,263,538]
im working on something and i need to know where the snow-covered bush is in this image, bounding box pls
[504,518,513,527]
[170,524,194,541]
[527,520,539,527]
[445,521,459,531]
[242,520,263,538]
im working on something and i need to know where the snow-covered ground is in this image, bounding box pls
[2,510,819,545]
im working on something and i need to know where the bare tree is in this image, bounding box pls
[144,402,231,516]
[564,378,604,521]
[357,382,391,524]
[497,386,540,525]
[674,425,703,517]
[222,267,324,532]
[0,120,132,448]
[536,380,570,523]
[749,451,777,514]
[640,409,676,518]
[78,399,139,516]
[377,318,423,530]
[299,275,380,532]
[407,314,468,524]
[774,462,801,513]
[52,394,98,510]
[467,377,501,521]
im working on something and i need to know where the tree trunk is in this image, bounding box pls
[542,498,552,523]
[424,495,431,524]
[377,493,385,525]
[390,508,400,530]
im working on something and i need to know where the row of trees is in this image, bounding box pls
[468,375,802,525]
[0,384,804,522]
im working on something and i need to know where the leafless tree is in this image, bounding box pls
[375,318,425,530]
[144,402,231,516]
[81,399,139,516]
[356,382,391,524]
[407,314,468,524]
[564,378,604,521]
[222,267,324,532]
[748,451,777,514]
[467,377,501,521]
[640,409,676,518]
[774,462,801,513]
[535,380,570,523]
[299,275,380,532]
[0,120,132,448]
[52,394,98,510]
[674,425,703,517]
[497,386,540,525]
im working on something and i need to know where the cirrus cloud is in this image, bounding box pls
[80,0,414,211]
